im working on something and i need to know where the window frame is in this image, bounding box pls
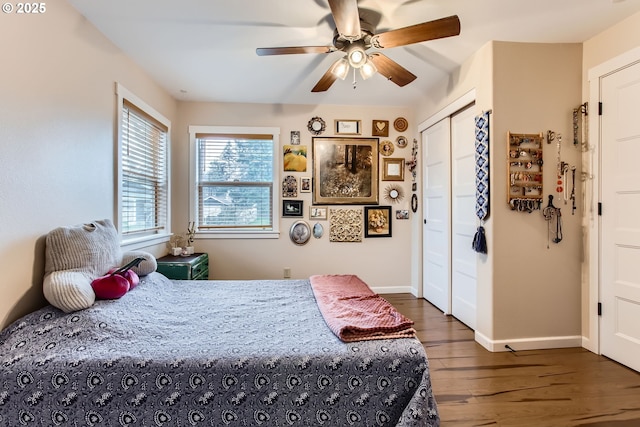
[116,83,171,249]
[189,126,280,239]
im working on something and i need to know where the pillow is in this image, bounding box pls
[43,271,95,313]
[42,219,158,312]
[43,219,122,312]
[122,250,157,276]
[44,219,121,278]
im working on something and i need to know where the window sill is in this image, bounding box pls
[121,233,171,251]
[196,231,280,239]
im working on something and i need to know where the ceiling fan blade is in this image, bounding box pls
[369,53,416,87]
[328,0,361,39]
[256,46,334,56]
[311,61,341,92]
[372,15,460,49]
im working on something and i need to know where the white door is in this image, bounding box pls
[422,118,451,314]
[450,105,477,329]
[600,60,640,372]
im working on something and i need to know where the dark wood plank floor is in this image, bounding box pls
[385,294,640,427]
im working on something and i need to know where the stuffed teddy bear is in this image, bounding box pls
[42,219,157,313]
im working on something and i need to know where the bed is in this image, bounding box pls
[0,272,439,426]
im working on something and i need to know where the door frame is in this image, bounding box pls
[586,46,640,354]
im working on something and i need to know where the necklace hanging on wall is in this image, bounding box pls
[542,195,563,248]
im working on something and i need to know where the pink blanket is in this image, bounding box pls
[309,274,416,342]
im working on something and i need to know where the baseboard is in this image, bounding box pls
[474,331,583,352]
[374,286,413,294]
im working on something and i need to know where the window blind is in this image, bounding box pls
[195,133,273,229]
[121,100,168,236]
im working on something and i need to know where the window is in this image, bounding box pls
[189,126,280,238]
[116,83,170,246]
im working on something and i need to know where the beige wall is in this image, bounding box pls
[0,1,176,329]
[175,102,416,290]
[415,42,583,349]
[491,42,582,343]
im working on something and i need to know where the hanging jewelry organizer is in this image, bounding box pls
[507,132,544,212]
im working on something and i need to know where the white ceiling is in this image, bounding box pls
[67,0,640,107]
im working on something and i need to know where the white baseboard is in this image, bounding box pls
[374,286,414,294]
[475,331,583,352]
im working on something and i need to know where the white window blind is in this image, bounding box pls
[195,133,274,230]
[121,100,168,236]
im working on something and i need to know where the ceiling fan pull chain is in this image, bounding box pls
[352,68,357,89]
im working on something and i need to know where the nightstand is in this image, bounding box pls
[156,253,209,280]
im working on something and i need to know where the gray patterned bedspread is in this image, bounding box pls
[0,273,439,426]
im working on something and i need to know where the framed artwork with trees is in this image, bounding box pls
[312,137,379,205]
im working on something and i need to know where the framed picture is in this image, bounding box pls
[382,157,405,181]
[396,209,409,220]
[335,119,361,135]
[282,175,297,197]
[372,120,389,137]
[290,130,301,145]
[283,145,307,172]
[283,200,303,217]
[309,206,328,220]
[312,137,379,205]
[364,206,392,237]
[300,177,311,193]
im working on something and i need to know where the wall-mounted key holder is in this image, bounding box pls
[507,132,544,211]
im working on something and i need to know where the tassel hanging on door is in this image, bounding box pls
[472,224,487,254]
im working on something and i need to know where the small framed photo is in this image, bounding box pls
[335,119,361,135]
[283,200,303,217]
[310,206,328,220]
[364,206,392,237]
[290,130,301,145]
[396,209,409,220]
[300,177,311,193]
[382,158,405,181]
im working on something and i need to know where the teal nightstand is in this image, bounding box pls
[156,253,209,280]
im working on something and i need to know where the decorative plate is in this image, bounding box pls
[380,140,394,156]
[307,116,326,135]
[290,220,311,245]
[394,117,408,132]
[312,222,324,238]
[396,135,408,148]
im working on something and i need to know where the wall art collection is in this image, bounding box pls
[282,116,414,245]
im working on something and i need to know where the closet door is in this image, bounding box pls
[422,118,451,314]
[450,105,477,329]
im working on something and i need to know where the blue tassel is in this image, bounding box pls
[472,226,487,254]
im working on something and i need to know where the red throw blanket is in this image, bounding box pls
[309,274,416,342]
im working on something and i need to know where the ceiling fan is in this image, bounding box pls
[256,0,460,92]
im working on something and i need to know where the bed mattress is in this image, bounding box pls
[0,272,439,426]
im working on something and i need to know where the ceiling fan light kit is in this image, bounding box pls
[256,0,461,93]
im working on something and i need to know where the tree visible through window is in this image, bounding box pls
[192,129,277,232]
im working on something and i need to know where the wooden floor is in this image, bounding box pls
[385,294,640,427]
